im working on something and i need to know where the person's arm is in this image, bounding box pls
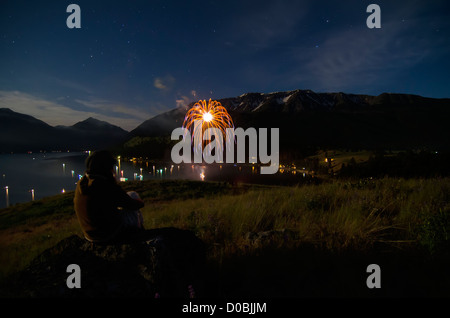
[112,183,144,210]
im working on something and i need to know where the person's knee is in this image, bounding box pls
[127,191,141,200]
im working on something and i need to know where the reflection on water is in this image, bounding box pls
[0,152,314,208]
[0,152,89,208]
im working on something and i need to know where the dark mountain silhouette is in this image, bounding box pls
[0,108,128,152]
[129,107,186,138]
[2,89,449,155]
[71,117,127,133]
[56,117,128,150]
[126,90,450,159]
[0,108,57,152]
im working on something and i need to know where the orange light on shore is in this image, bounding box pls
[5,186,9,207]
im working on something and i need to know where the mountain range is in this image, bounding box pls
[0,108,127,152]
[1,89,449,154]
[128,90,450,158]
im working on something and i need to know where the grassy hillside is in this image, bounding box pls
[1,178,450,296]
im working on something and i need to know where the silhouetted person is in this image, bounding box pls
[74,151,206,296]
[74,150,145,243]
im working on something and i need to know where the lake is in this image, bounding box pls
[0,151,314,208]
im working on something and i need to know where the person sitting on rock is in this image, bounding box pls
[74,150,145,243]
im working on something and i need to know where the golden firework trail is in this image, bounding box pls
[182,99,234,155]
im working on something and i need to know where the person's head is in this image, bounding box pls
[85,150,117,177]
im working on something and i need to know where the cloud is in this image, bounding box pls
[225,1,445,95]
[75,98,153,121]
[0,91,86,126]
[49,76,93,95]
[0,90,150,131]
[285,19,433,93]
[154,78,167,90]
[154,75,175,91]
[175,95,191,109]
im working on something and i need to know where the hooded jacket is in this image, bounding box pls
[74,173,144,242]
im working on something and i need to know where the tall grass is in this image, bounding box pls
[1,177,449,282]
[141,177,450,255]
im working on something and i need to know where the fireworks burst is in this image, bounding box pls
[182,99,234,155]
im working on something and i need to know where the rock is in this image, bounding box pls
[3,227,205,298]
[244,229,298,248]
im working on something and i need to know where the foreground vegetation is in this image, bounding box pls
[1,177,449,296]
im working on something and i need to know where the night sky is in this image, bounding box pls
[1,0,449,130]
